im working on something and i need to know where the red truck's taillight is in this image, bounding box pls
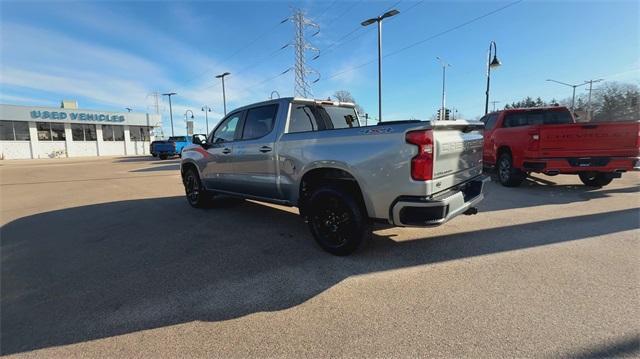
[406,130,434,181]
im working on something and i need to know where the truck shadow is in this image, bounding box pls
[479,173,639,212]
[1,197,638,355]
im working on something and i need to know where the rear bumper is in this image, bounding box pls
[522,157,638,174]
[390,175,490,227]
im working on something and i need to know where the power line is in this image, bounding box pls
[323,0,523,81]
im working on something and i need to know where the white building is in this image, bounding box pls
[0,102,160,160]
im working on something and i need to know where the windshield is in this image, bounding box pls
[168,136,186,142]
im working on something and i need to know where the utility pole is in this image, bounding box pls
[286,8,320,98]
[162,92,176,136]
[490,100,501,112]
[585,79,604,121]
[436,57,451,120]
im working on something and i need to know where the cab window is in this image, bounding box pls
[212,112,242,143]
[483,114,499,130]
[503,113,528,127]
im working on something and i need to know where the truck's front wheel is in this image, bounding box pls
[306,186,369,256]
[497,153,525,187]
[579,172,613,187]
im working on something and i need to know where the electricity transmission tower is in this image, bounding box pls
[284,8,320,98]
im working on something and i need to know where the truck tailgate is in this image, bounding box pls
[431,121,484,190]
[538,122,639,157]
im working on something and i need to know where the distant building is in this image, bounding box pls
[0,102,160,160]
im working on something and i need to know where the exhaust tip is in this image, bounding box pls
[463,207,478,215]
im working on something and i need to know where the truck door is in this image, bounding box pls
[202,111,243,192]
[231,104,280,199]
[481,113,499,165]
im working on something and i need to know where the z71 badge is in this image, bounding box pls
[360,127,393,135]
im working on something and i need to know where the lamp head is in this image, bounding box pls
[215,72,230,78]
[381,9,400,19]
[489,55,501,68]
[361,18,377,26]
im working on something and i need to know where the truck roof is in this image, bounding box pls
[490,106,570,115]
[229,97,356,114]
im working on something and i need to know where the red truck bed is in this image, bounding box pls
[481,106,639,187]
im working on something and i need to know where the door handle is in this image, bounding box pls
[259,146,272,153]
[222,148,231,154]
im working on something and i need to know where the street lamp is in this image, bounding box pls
[361,8,400,123]
[215,72,230,115]
[436,56,451,121]
[484,41,501,115]
[201,106,212,134]
[162,92,177,136]
[184,109,194,136]
[546,79,589,111]
[125,107,132,112]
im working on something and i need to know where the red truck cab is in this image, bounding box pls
[481,106,639,187]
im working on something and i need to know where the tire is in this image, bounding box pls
[306,186,370,256]
[152,153,157,157]
[497,152,525,187]
[182,167,211,208]
[159,154,168,160]
[579,172,613,187]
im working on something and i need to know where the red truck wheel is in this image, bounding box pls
[579,172,613,187]
[497,153,525,187]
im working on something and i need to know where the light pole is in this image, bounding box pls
[162,92,177,136]
[585,79,604,121]
[436,57,451,121]
[201,106,212,134]
[361,9,400,123]
[484,41,501,115]
[216,72,230,115]
[546,79,589,111]
[184,110,194,136]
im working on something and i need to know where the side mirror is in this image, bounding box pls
[192,134,207,145]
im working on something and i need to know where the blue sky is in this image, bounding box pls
[1,0,638,135]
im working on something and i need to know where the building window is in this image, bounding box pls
[36,122,65,141]
[71,124,97,141]
[0,121,30,141]
[37,122,51,141]
[102,125,124,141]
[51,123,65,140]
[129,126,150,141]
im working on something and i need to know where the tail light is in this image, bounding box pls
[406,130,434,181]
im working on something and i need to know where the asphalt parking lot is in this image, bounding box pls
[1,156,638,358]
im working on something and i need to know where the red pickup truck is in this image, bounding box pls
[481,106,639,187]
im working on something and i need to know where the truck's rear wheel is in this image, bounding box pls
[183,167,211,208]
[497,153,525,187]
[159,154,168,160]
[306,186,369,256]
[579,172,613,187]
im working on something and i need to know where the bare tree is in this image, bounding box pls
[333,90,364,115]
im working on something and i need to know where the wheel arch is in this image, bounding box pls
[297,166,371,219]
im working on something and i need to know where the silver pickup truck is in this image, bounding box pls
[181,97,488,255]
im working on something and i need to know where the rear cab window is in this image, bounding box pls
[502,108,574,128]
[287,103,359,133]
